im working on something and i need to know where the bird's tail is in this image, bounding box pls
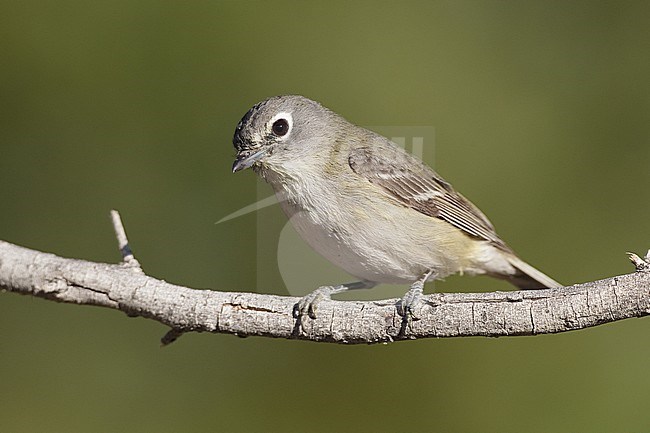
[502,255,562,290]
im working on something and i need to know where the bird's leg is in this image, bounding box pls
[398,269,435,320]
[293,280,377,320]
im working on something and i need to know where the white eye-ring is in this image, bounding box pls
[269,112,293,138]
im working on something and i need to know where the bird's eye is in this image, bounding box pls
[271,118,289,136]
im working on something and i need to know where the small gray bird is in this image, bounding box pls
[232,95,561,321]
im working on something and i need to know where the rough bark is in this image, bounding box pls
[2,240,649,344]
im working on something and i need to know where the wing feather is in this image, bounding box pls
[348,142,510,251]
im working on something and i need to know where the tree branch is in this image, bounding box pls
[1,215,649,344]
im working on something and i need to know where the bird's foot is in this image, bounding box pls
[398,285,424,321]
[292,281,376,334]
[397,269,435,328]
[293,286,335,320]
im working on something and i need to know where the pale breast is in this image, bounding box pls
[266,166,477,284]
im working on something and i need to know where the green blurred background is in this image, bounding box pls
[2,1,649,432]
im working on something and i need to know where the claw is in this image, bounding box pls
[398,287,422,321]
[292,273,435,335]
[293,290,325,320]
[292,281,376,332]
[398,269,434,323]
